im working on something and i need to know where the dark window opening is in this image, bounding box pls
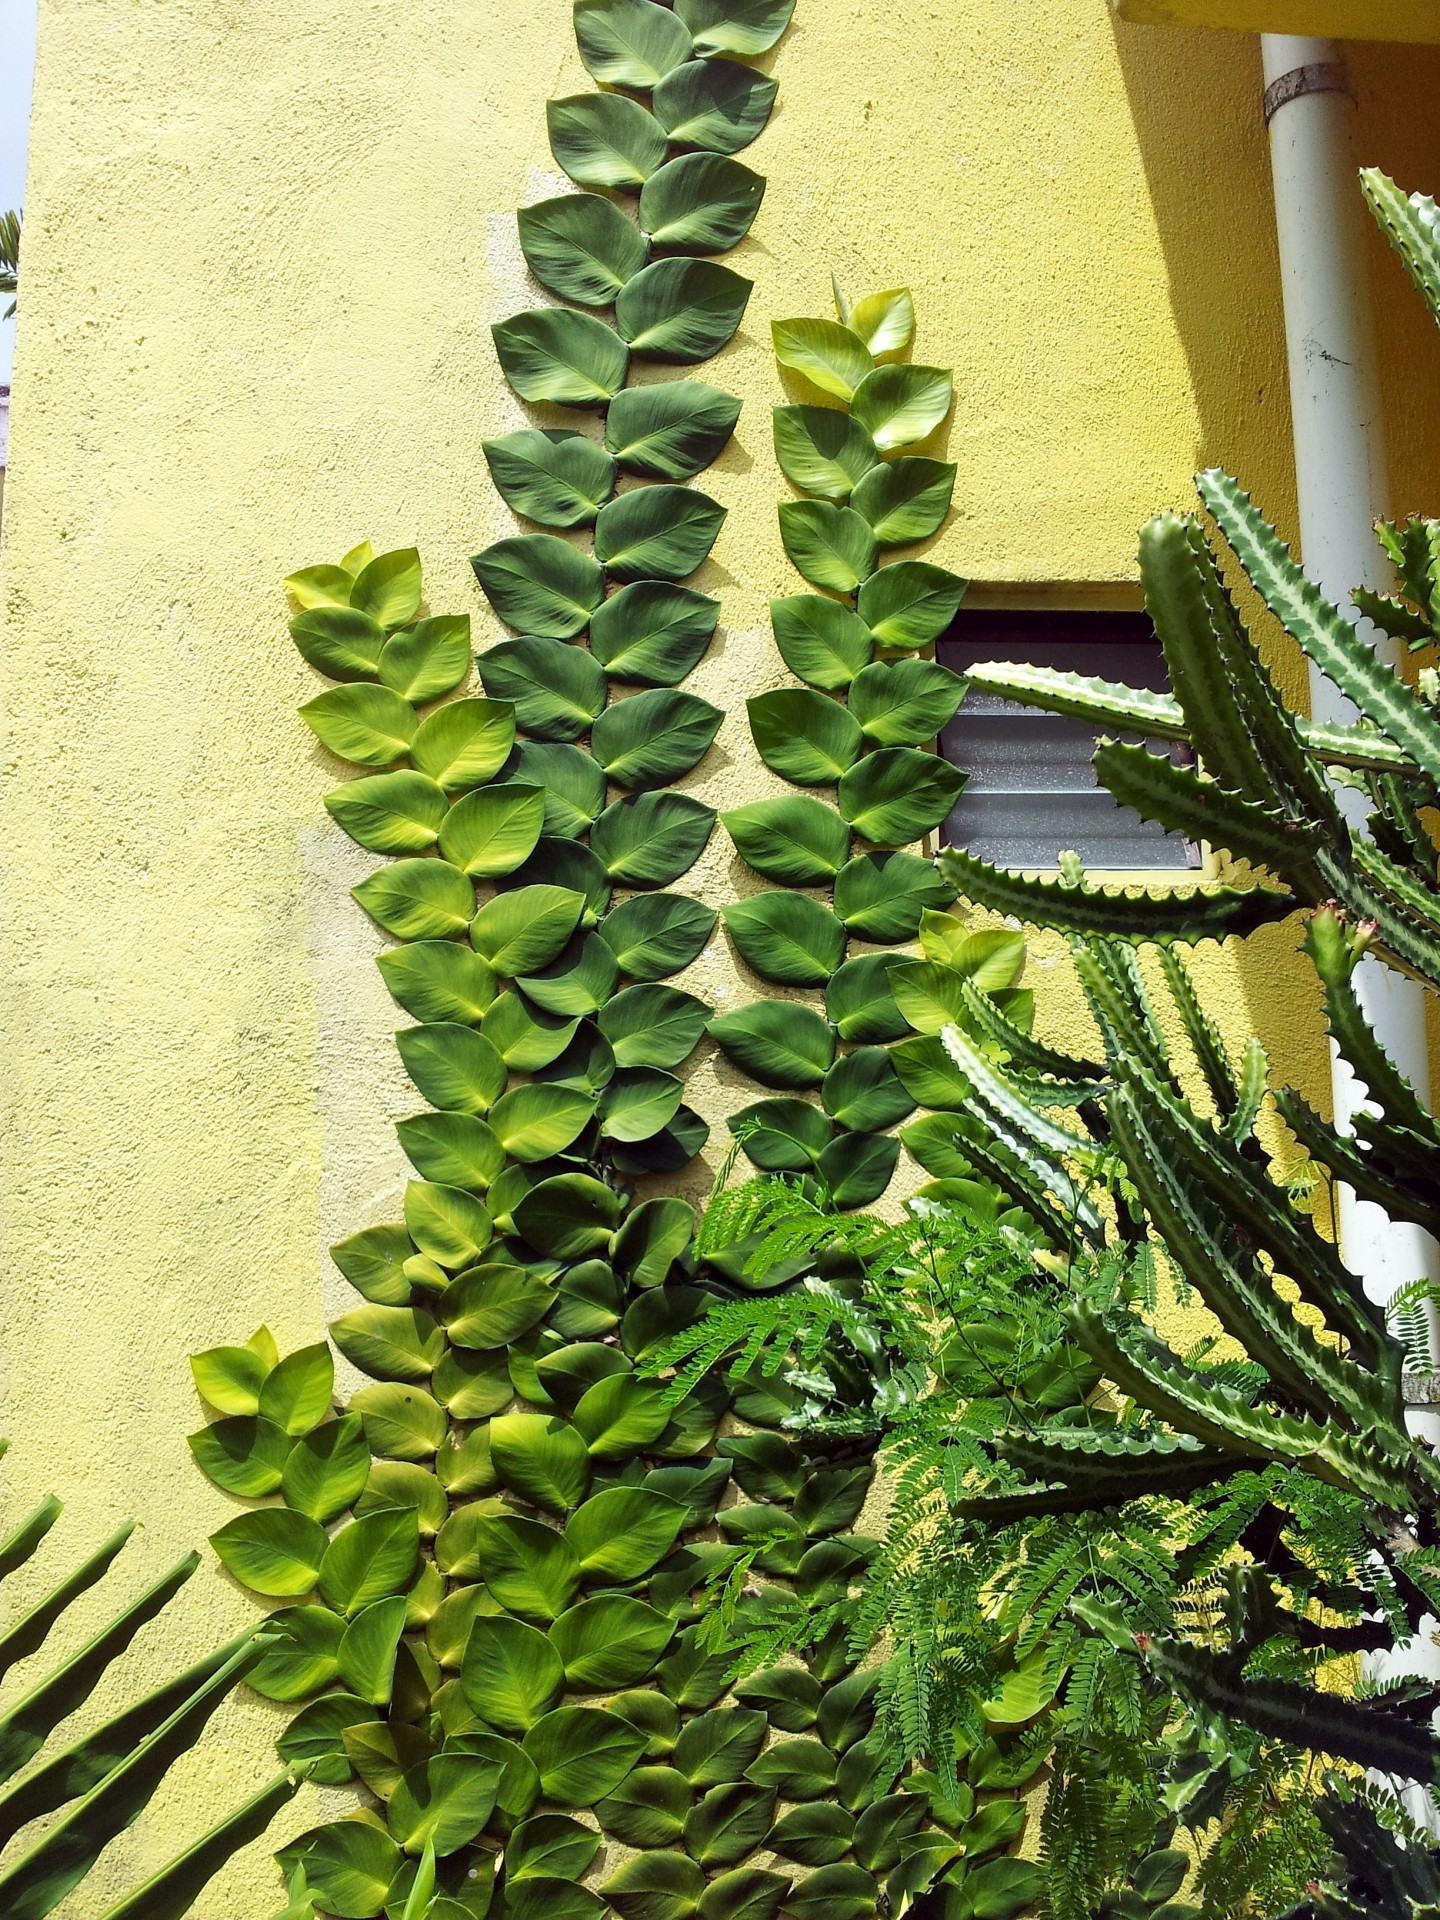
[937,608,1200,872]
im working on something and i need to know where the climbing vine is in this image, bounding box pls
[710,288,975,1206]
[174,5,992,1916]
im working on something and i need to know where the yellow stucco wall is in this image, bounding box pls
[3,1,1440,1910]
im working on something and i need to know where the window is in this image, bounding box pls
[937,608,1199,872]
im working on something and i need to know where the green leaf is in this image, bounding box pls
[434,1349,511,1423]
[515,928,618,1017]
[472,534,606,640]
[833,850,953,940]
[437,784,544,880]
[731,1097,832,1171]
[505,1878,606,1920]
[768,1803,855,1866]
[723,796,850,884]
[674,0,794,53]
[460,1614,565,1732]
[438,1263,553,1348]
[640,154,764,254]
[487,1083,595,1160]
[848,288,914,357]
[508,1813,602,1884]
[596,1765,690,1847]
[286,1820,401,1918]
[378,616,473,703]
[337,1595,408,1706]
[396,1112,504,1191]
[575,0,694,87]
[403,1181,493,1268]
[826,953,907,1042]
[600,1066,685,1141]
[482,430,615,530]
[353,860,474,941]
[410,696,517,793]
[850,364,952,452]
[351,1382,447,1461]
[507,741,608,838]
[599,984,709,1067]
[248,1605,344,1702]
[259,1344,335,1436]
[652,57,777,154]
[190,1330,275,1416]
[592,690,723,790]
[513,1173,622,1259]
[685,1783,777,1870]
[324,771,447,854]
[849,658,965,746]
[567,1487,686,1579]
[773,409,877,507]
[524,1705,648,1805]
[318,1508,419,1616]
[277,1692,374,1783]
[823,1046,913,1129]
[672,1708,768,1788]
[599,893,717,979]
[389,1752,499,1857]
[491,1413,591,1512]
[857,560,967,649]
[470,884,587,975]
[838,745,967,843]
[591,581,720,684]
[548,91,669,189]
[377,942,498,1026]
[510,837,614,915]
[779,501,878,593]
[290,606,387,682]
[301,684,417,766]
[772,320,873,401]
[595,487,726,584]
[747,1737,837,1799]
[817,1130,900,1207]
[604,1849,706,1920]
[344,549,420,630]
[210,1511,325,1599]
[851,1794,929,1873]
[606,381,741,480]
[468,1513,583,1621]
[722,894,846,986]
[187,1417,290,1499]
[699,1867,789,1920]
[1362,168,1440,325]
[519,194,648,306]
[572,1373,672,1456]
[329,1304,442,1382]
[748,688,862,784]
[479,639,606,743]
[591,793,716,887]
[960,1857,1046,1919]
[769,595,874,690]
[492,308,630,407]
[281,1416,372,1523]
[850,457,955,545]
[709,1002,836,1089]
[550,1595,674,1689]
[617,259,752,363]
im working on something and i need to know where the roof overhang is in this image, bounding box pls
[1112,0,1440,41]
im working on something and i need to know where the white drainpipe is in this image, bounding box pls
[1261,35,1440,1764]
[1261,34,1440,1333]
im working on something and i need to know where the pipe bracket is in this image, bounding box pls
[1263,61,1353,126]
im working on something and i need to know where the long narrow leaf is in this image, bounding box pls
[0,1551,199,1784]
[96,1767,308,1920]
[0,1524,136,1684]
[0,1632,262,1920]
[1094,740,1324,886]
[0,1495,62,1584]
[1157,946,1238,1116]
[1361,168,1440,327]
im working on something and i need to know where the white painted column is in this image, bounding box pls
[1262,33,1440,1326]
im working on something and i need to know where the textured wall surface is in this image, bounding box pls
[3,0,1440,1910]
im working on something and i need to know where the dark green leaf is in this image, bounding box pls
[833,850,954,939]
[506,740,608,837]
[772,404,879,502]
[652,57,778,154]
[730,1097,832,1171]
[512,1172,622,1259]
[600,893,717,979]
[746,1737,837,1799]
[822,1046,914,1129]
[518,194,648,306]
[673,1708,768,1786]
[478,637,606,741]
[770,594,875,688]
[465,1513,582,1621]
[606,381,742,480]
[482,429,615,529]
[722,894,847,985]
[723,795,851,883]
[748,688,862,784]
[837,745,967,843]
[816,1131,899,1208]
[641,155,765,254]
[825,953,908,1042]
[523,1705,648,1804]
[599,983,710,1067]
[708,1002,836,1088]
[492,308,630,408]
[566,1487,686,1579]
[376,942,498,1026]
[591,792,716,886]
[767,1804,854,1866]
[600,1067,686,1142]
[590,581,720,683]
[617,259,752,363]
[575,0,694,87]
[848,658,965,745]
[603,1848,705,1920]
[549,1594,674,1688]
[548,91,668,189]
[674,0,794,54]
[460,1613,565,1731]
[595,487,726,584]
[597,1769,692,1849]
[472,533,606,638]
[684,1783,776,1869]
[779,500,878,593]
[849,457,955,545]
[856,560,967,649]
[507,837,614,914]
